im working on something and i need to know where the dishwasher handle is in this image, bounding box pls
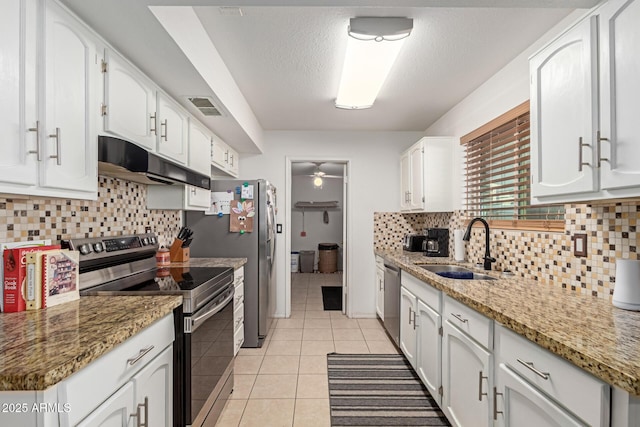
[383,264,400,274]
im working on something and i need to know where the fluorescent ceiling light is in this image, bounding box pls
[335,17,413,110]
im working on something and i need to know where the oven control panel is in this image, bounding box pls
[62,233,159,266]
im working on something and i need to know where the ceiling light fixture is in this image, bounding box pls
[313,176,324,188]
[335,17,413,110]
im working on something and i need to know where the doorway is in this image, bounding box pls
[285,158,349,317]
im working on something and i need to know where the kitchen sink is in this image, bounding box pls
[419,264,497,281]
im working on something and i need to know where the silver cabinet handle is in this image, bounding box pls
[412,309,417,330]
[127,345,155,366]
[48,128,61,165]
[451,313,468,323]
[597,130,609,167]
[493,387,503,420]
[160,119,168,141]
[235,317,243,328]
[224,150,229,163]
[578,136,590,171]
[191,187,197,195]
[130,396,148,427]
[516,358,550,380]
[27,121,41,160]
[150,113,157,134]
[230,154,234,167]
[478,370,488,401]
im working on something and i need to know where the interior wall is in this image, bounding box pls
[291,175,344,271]
[240,131,424,317]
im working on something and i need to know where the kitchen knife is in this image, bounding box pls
[177,227,187,240]
[182,238,193,248]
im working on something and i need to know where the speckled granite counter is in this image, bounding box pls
[377,249,640,397]
[0,295,182,391]
[171,257,247,269]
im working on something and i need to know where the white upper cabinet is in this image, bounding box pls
[531,0,640,203]
[189,119,213,175]
[400,137,454,212]
[598,0,640,191]
[211,133,240,178]
[0,0,38,187]
[40,0,98,193]
[102,48,156,150]
[156,92,188,164]
[0,0,97,199]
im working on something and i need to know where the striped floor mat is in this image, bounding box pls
[327,354,450,426]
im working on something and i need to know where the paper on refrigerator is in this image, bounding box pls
[205,191,235,215]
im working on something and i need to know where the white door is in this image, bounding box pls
[0,0,38,187]
[132,346,173,427]
[103,48,156,150]
[76,381,135,427]
[400,151,411,210]
[416,299,442,405]
[156,92,187,164]
[186,186,211,210]
[41,1,97,193]
[530,16,598,199]
[400,286,417,369]
[442,321,492,427]
[496,364,587,427]
[599,0,640,190]
[211,135,228,170]
[189,120,213,175]
[409,142,424,210]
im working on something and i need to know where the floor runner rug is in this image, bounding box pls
[327,353,450,426]
[322,286,342,310]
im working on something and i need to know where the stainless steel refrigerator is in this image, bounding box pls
[185,179,276,347]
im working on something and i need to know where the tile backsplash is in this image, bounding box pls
[374,199,640,300]
[0,176,182,246]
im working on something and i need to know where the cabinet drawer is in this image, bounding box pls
[401,271,441,311]
[443,295,492,349]
[234,323,244,355]
[233,302,244,333]
[234,266,244,286]
[59,314,174,426]
[496,324,609,426]
[234,280,244,307]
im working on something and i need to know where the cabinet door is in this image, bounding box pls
[530,16,598,199]
[41,1,97,193]
[156,92,187,164]
[132,346,173,427]
[186,186,211,210]
[442,320,492,427]
[76,381,135,427]
[599,0,640,190]
[416,299,442,405]
[189,120,213,175]
[227,147,239,177]
[400,151,411,210]
[0,0,38,187]
[211,135,228,170]
[400,286,417,369]
[103,48,156,150]
[409,142,424,210]
[375,266,385,320]
[496,364,587,427]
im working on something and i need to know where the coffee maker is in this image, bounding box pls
[423,228,449,257]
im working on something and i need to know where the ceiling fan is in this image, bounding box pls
[307,162,342,188]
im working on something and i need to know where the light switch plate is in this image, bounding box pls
[574,234,587,257]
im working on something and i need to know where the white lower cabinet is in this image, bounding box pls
[375,257,384,321]
[442,318,492,427]
[400,286,418,368]
[75,380,134,427]
[233,266,245,355]
[416,298,442,405]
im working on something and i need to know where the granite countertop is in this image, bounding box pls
[171,257,247,269]
[0,295,182,391]
[376,249,640,397]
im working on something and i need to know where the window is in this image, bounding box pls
[461,101,563,231]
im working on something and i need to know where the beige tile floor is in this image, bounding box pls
[215,273,398,427]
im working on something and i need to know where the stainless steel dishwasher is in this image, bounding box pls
[383,263,400,347]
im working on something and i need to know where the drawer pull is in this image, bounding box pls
[493,387,503,420]
[127,345,155,366]
[478,370,488,401]
[451,313,468,323]
[517,358,550,380]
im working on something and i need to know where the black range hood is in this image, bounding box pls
[98,136,210,190]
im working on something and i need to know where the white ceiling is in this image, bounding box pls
[61,0,595,153]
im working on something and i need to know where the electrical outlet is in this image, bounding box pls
[573,234,587,257]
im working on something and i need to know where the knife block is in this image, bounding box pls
[169,239,190,263]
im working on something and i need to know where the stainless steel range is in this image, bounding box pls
[64,233,234,427]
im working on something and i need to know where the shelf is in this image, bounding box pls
[294,201,339,209]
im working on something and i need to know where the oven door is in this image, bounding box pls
[183,284,234,427]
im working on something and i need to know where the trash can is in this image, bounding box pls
[299,250,315,273]
[291,252,300,273]
[318,243,338,273]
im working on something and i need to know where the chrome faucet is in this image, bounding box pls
[462,217,496,271]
